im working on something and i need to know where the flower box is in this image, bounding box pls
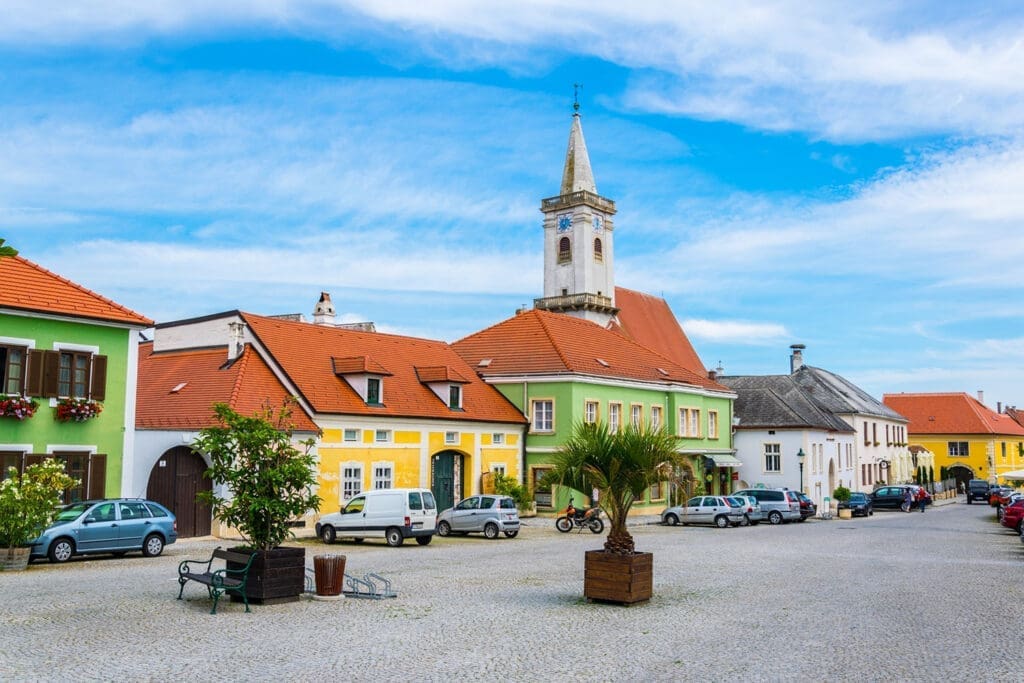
[0,395,38,420]
[55,398,103,422]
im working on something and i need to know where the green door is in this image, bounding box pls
[431,451,463,511]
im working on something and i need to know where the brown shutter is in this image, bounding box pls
[41,350,60,398]
[24,454,45,468]
[26,349,45,396]
[88,454,107,499]
[90,355,107,401]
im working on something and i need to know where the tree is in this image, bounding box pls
[544,421,683,555]
[832,486,851,502]
[194,399,320,551]
[1,459,78,550]
[0,238,17,257]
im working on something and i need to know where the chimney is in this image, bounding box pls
[997,401,1002,413]
[227,321,246,361]
[789,344,806,373]
[313,291,336,326]
[977,390,985,405]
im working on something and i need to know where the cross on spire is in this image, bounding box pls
[573,83,582,113]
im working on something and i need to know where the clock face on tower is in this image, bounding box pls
[557,214,572,233]
[592,215,603,232]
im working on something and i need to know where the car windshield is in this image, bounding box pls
[849,493,867,502]
[726,497,744,506]
[53,502,91,522]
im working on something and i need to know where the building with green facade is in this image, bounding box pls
[0,253,151,499]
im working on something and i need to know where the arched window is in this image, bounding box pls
[594,238,603,262]
[558,237,571,263]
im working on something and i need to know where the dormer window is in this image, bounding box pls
[415,365,469,411]
[449,385,462,409]
[367,377,381,405]
[332,356,392,407]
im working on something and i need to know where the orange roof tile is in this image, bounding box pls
[136,342,318,432]
[415,366,470,384]
[453,308,729,391]
[611,287,708,376]
[882,392,1024,437]
[0,254,152,326]
[331,356,393,376]
[241,313,526,424]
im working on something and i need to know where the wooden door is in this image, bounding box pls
[147,447,212,537]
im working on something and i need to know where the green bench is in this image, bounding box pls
[177,547,256,614]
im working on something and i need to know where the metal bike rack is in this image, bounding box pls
[304,568,398,599]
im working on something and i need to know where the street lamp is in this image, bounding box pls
[796,448,805,493]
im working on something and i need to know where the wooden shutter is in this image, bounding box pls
[88,454,107,499]
[90,355,107,401]
[24,454,45,468]
[41,350,60,398]
[26,350,45,396]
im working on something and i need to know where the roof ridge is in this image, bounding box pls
[228,345,251,409]
[242,311,444,346]
[534,310,583,371]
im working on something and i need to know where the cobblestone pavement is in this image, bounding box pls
[2,498,1022,682]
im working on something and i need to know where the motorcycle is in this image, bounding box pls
[555,497,604,534]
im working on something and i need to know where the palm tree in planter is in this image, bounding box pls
[194,399,320,605]
[545,420,683,604]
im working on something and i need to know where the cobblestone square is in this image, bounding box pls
[2,500,1021,681]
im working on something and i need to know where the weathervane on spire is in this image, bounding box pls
[573,82,582,113]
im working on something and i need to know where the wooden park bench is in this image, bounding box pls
[177,547,256,614]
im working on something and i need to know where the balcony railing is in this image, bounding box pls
[534,292,617,313]
[540,191,616,214]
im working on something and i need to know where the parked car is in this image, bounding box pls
[838,491,873,517]
[793,491,817,521]
[661,496,745,528]
[966,479,990,504]
[316,488,437,546]
[435,494,520,539]
[989,487,1016,508]
[999,499,1024,533]
[869,485,932,510]
[732,488,802,524]
[730,494,764,526]
[30,498,177,563]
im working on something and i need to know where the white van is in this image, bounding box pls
[315,488,437,547]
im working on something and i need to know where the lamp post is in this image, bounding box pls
[796,447,805,493]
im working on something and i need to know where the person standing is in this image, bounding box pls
[918,487,929,512]
[902,487,913,513]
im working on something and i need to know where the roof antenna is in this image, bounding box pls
[573,82,582,113]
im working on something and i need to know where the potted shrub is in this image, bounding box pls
[0,459,77,571]
[833,486,852,519]
[545,421,683,604]
[194,399,320,604]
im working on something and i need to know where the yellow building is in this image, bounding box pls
[883,392,1024,488]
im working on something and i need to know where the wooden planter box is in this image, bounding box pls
[229,546,306,605]
[584,550,652,605]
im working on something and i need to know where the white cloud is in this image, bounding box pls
[681,319,789,345]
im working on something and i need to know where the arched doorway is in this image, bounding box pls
[949,464,974,494]
[147,446,212,538]
[431,450,466,512]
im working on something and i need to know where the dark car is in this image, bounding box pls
[838,491,873,517]
[966,479,990,504]
[870,485,930,510]
[793,491,817,521]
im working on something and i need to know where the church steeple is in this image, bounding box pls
[535,99,618,327]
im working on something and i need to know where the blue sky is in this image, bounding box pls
[2,2,1023,409]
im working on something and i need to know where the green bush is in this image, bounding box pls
[832,486,851,502]
[492,473,533,510]
[0,459,78,549]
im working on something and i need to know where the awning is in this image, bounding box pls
[1000,470,1024,481]
[711,454,743,468]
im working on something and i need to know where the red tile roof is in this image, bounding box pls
[882,392,1024,437]
[453,308,729,391]
[611,287,708,376]
[136,342,319,432]
[241,313,527,424]
[0,254,152,326]
[331,356,393,376]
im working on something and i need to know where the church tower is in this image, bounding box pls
[534,102,618,326]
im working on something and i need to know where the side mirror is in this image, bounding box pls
[83,517,96,524]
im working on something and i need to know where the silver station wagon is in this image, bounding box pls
[436,494,520,539]
[662,496,746,528]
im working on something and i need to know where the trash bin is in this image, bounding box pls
[313,554,346,597]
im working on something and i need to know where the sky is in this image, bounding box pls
[2,1,1023,409]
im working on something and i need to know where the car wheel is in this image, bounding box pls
[768,511,783,525]
[320,525,336,544]
[385,527,404,547]
[504,530,519,538]
[437,521,452,537]
[967,497,972,505]
[868,509,873,516]
[48,538,75,563]
[555,516,573,533]
[415,535,432,546]
[664,513,680,526]
[996,507,1004,521]
[714,515,730,528]
[1017,520,1023,534]
[740,514,751,527]
[588,518,604,534]
[142,534,164,558]
[484,522,500,539]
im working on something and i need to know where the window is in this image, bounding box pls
[863,423,870,446]
[448,385,461,409]
[532,467,553,507]
[708,411,719,439]
[1001,442,1007,459]
[343,429,359,442]
[608,402,621,433]
[374,429,391,443]
[651,405,662,430]
[492,433,504,445]
[764,443,781,473]
[366,377,381,405]
[491,463,507,476]
[649,480,662,500]
[594,238,603,262]
[948,441,969,457]
[689,409,701,438]
[342,465,362,500]
[585,400,599,424]
[58,351,91,398]
[872,422,878,445]
[445,431,459,445]
[558,237,571,263]
[631,404,642,428]
[885,424,891,445]
[373,463,393,489]
[0,345,27,395]
[531,400,553,432]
